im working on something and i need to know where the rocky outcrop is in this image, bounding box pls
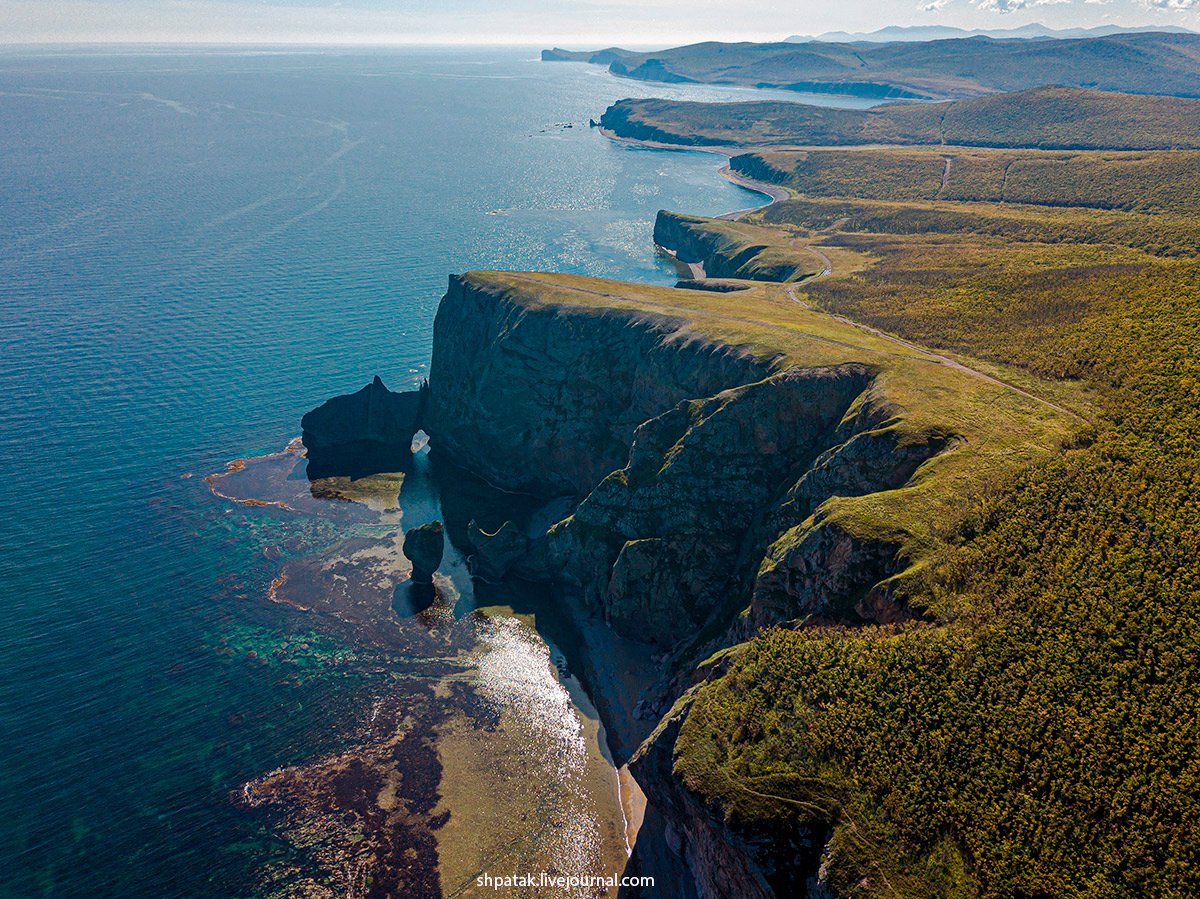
[301,376,426,478]
[528,364,875,644]
[466,520,528,581]
[421,272,959,899]
[729,153,795,188]
[425,274,955,643]
[599,101,727,148]
[654,212,810,283]
[423,274,774,498]
[402,521,444,584]
[742,404,953,631]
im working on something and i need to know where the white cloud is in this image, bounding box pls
[976,0,1026,12]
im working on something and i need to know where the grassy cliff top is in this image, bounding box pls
[458,268,1082,562]
[600,86,1200,150]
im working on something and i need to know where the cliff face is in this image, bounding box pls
[729,153,794,187]
[528,363,876,644]
[426,273,953,642]
[599,100,725,147]
[424,273,774,498]
[423,273,955,898]
[653,211,812,283]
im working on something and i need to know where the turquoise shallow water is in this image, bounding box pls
[0,47,878,897]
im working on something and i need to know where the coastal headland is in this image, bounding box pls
[287,51,1200,896]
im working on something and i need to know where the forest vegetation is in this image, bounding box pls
[622,110,1200,897]
[599,87,1200,150]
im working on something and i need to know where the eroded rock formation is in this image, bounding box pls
[301,375,426,479]
[423,274,773,498]
[403,521,445,584]
[425,274,951,644]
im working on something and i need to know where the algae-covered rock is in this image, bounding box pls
[466,520,528,581]
[403,521,445,584]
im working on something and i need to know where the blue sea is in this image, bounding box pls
[0,47,879,898]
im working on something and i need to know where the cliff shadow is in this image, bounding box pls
[392,581,442,620]
[304,439,414,482]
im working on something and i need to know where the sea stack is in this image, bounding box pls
[403,521,445,584]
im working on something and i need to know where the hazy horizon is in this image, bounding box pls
[2,0,1197,47]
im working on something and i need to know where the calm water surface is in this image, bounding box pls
[0,47,878,898]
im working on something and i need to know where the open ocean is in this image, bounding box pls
[0,46,878,898]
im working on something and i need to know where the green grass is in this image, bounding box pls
[628,148,1200,896]
[673,256,1200,897]
[753,194,1200,258]
[735,146,1200,215]
[501,89,1200,894]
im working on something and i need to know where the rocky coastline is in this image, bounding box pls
[405,267,966,897]
[299,118,1076,893]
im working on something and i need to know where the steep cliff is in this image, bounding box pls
[423,272,982,645]
[300,375,426,478]
[529,363,878,644]
[421,270,1076,899]
[628,692,833,899]
[653,211,818,283]
[728,152,795,188]
[423,272,774,498]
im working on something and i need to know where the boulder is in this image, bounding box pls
[403,521,445,584]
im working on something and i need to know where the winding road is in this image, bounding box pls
[613,137,1083,421]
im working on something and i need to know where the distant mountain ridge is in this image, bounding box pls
[786,23,1196,44]
[543,31,1200,100]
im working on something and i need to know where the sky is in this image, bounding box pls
[1,0,1197,45]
